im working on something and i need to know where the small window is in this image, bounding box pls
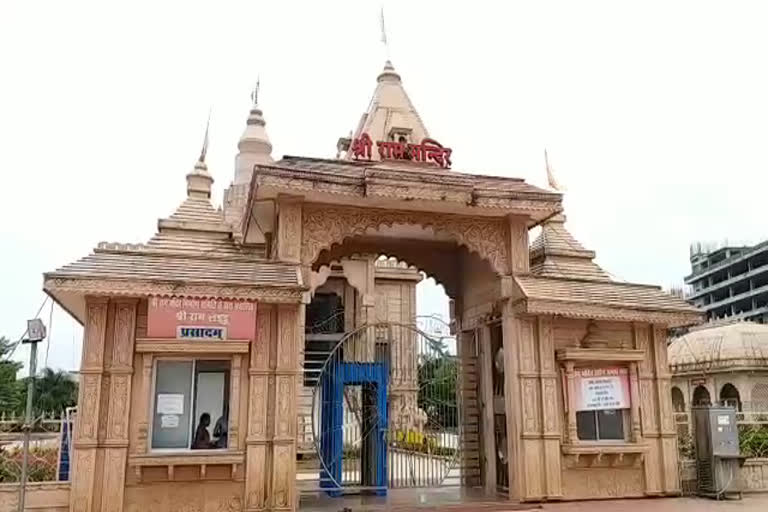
[151,359,230,451]
[576,409,627,441]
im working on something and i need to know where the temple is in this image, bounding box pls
[41,59,702,512]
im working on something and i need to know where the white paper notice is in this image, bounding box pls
[156,393,185,415]
[161,414,180,428]
[580,376,629,411]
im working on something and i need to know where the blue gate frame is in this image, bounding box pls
[319,361,388,496]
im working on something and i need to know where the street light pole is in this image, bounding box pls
[18,319,46,512]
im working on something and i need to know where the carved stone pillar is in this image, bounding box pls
[628,361,642,442]
[70,297,108,512]
[477,325,496,492]
[246,305,272,511]
[564,362,577,445]
[71,297,137,512]
[500,300,523,500]
[100,299,137,512]
[634,323,661,495]
[652,325,679,494]
[276,196,303,263]
[506,216,530,274]
[271,304,300,511]
[537,316,562,498]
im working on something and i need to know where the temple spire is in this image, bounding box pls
[234,79,274,184]
[187,118,214,199]
[342,60,429,161]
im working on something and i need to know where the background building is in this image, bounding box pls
[685,240,768,323]
[669,321,768,412]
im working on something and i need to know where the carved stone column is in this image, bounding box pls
[652,325,679,494]
[271,304,300,511]
[564,362,577,445]
[100,299,137,512]
[70,297,108,512]
[70,297,137,512]
[634,323,661,495]
[506,216,530,274]
[276,196,303,263]
[537,316,562,499]
[500,300,523,500]
[246,305,272,511]
[628,361,642,442]
[477,325,497,492]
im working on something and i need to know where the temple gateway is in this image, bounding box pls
[44,60,701,511]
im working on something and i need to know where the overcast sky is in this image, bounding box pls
[2,1,767,373]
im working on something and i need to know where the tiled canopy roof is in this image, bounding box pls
[271,156,557,196]
[519,214,701,327]
[46,249,300,288]
[165,196,224,224]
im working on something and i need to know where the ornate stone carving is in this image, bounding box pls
[542,378,558,434]
[84,299,108,369]
[45,278,304,303]
[277,200,302,263]
[277,306,297,370]
[107,374,130,440]
[275,377,293,438]
[301,205,509,274]
[521,378,541,434]
[271,445,292,508]
[253,307,271,370]
[76,374,101,443]
[248,377,267,438]
[113,301,136,368]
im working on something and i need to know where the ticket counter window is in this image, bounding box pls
[573,366,630,442]
[151,360,230,450]
[576,409,627,441]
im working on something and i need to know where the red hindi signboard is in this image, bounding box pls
[350,132,452,168]
[147,296,257,341]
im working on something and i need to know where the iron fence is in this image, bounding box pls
[0,408,74,484]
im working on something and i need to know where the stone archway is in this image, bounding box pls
[719,383,742,411]
[692,385,712,406]
[301,204,521,276]
[671,386,686,413]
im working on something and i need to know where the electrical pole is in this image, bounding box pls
[18,318,45,512]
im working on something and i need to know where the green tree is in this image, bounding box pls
[0,337,23,415]
[417,353,458,429]
[17,368,78,417]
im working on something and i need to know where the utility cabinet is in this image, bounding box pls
[692,406,746,499]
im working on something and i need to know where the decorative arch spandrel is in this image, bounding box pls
[301,205,510,275]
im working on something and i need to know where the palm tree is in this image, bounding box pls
[17,368,78,417]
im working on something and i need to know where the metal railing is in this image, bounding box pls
[0,409,74,484]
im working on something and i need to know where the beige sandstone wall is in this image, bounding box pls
[0,482,69,512]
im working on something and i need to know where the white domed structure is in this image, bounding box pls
[669,321,768,412]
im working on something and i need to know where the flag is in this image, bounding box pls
[545,149,565,191]
[380,6,387,45]
[199,110,211,163]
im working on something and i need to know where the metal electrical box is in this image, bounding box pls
[692,406,746,499]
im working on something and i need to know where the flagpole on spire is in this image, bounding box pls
[198,108,211,163]
[250,76,260,107]
[380,5,390,61]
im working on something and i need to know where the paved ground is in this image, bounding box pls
[541,495,768,511]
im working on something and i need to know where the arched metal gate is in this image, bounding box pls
[305,322,463,495]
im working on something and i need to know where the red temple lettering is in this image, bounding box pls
[350,132,452,169]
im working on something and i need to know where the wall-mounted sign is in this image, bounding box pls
[177,326,227,340]
[574,367,630,411]
[148,297,256,340]
[350,132,453,169]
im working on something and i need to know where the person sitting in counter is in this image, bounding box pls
[192,412,214,449]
